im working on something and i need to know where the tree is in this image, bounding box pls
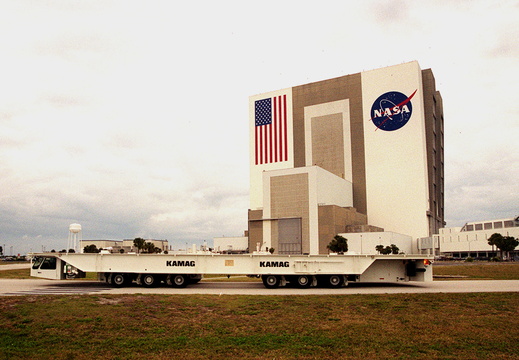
[376,244,399,255]
[390,244,400,254]
[327,235,348,254]
[0,245,3,256]
[488,233,519,259]
[133,238,146,253]
[83,244,100,253]
[375,245,384,254]
[142,242,156,253]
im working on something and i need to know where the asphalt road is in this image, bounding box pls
[1,278,518,296]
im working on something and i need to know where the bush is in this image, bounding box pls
[327,235,348,254]
[465,257,474,262]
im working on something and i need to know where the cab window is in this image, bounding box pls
[39,257,57,270]
[32,257,43,269]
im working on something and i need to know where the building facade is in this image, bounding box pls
[435,216,519,259]
[248,61,444,255]
[80,239,169,253]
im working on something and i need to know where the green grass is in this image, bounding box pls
[433,262,519,280]
[0,268,32,279]
[0,293,518,359]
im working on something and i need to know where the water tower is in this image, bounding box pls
[68,223,82,253]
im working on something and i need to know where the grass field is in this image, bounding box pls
[1,262,518,359]
[432,262,519,280]
[1,293,518,360]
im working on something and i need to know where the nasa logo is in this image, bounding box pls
[370,90,417,131]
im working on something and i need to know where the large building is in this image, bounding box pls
[247,61,444,255]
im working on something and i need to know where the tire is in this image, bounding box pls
[295,275,312,288]
[187,274,202,284]
[141,274,158,288]
[327,275,344,288]
[112,273,126,287]
[166,274,188,288]
[262,275,281,289]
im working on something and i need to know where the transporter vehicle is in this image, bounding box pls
[30,251,433,288]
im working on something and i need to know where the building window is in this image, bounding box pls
[484,222,492,230]
[475,223,483,231]
[466,224,474,231]
[494,221,503,229]
[504,220,514,228]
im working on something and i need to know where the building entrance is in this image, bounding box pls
[278,218,302,254]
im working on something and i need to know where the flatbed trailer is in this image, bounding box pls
[30,252,433,289]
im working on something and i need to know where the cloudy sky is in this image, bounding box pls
[1,0,517,255]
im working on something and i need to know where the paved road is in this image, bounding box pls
[0,263,31,271]
[1,279,518,296]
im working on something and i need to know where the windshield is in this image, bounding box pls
[32,257,43,269]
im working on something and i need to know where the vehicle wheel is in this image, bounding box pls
[166,274,188,288]
[112,273,126,287]
[141,274,158,287]
[187,274,202,284]
[327,275,344,288]
[262,275,281,289]
[295,275,312,288]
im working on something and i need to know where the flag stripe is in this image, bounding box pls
[283,94,288,161]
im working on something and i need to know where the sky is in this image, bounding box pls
[1,0,518,255]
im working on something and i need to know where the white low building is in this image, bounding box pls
[435,216,519,259]
[213,236,249,253]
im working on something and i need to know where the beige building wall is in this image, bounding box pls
[304,99,352,182]
[248,209,264,252]
[422,68,445,235]
[311,113,345,177]
[318,205,368,254]
[292,74,366,214]
[270,173,310,253]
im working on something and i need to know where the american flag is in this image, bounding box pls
[254,94,288,165]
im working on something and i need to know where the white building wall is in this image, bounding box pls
[439,219,519,254]
[339,231,414,255]
[361,61,430,240]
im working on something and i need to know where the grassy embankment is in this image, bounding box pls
[432,261,519,280]
[1,293,518,359]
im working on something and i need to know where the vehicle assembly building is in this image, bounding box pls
[247,61,445,255]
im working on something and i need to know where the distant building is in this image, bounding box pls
[80,239,168,253]
[213,236,249,253]
[434,216,519,259]
[248,61,444,255]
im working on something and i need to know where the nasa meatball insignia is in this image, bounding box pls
[370,89,417,131]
